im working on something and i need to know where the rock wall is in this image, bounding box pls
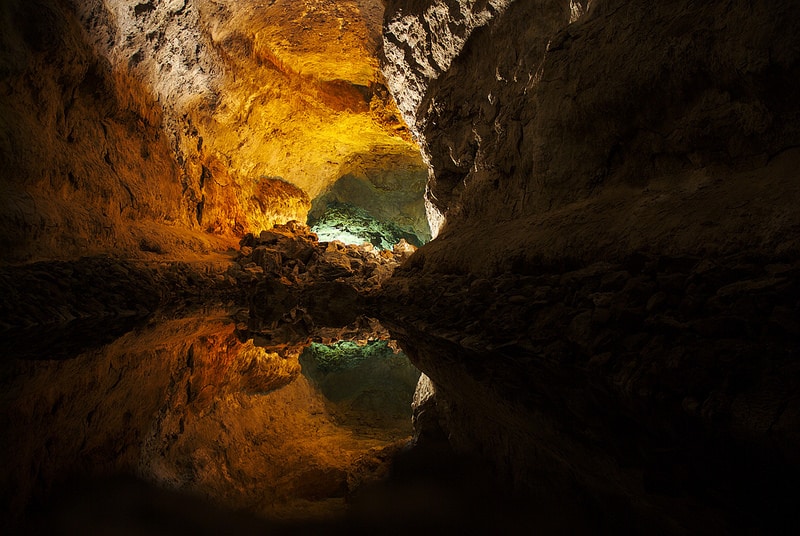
[381,0,800,531]
[0,0,197,261]
[1,0,420,262]
[385,0,800,233]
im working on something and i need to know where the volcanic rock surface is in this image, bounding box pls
[0,0,420,262]
[379,0,800,533]
[2,0,800,534]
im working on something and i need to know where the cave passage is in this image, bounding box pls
[308,201,427,249]
[3,0,800,533]
[306,163,432,249]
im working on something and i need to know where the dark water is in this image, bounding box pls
[0,314,150,361]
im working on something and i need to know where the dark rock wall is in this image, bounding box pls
[381,0,800,531]
[382,251,800,532]
[385,0,800,228]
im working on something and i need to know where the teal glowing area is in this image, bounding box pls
[308,202,426,250]
[311,227,368,247]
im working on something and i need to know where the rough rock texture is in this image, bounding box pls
[380,0,800,532]
[231,221,416,346]
[0,254,237,330]
[0,0,208,261]
[1,0,420,262]
[383,251,800,532]
[384,0,800,228]
[4,0,800,532]
[410,373,448,446]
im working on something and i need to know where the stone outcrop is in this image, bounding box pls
[380,0,800,532]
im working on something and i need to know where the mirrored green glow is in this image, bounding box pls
[300,340,399,373]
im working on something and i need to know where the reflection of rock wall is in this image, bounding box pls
[1,314,406,530]
[300,341,421,432]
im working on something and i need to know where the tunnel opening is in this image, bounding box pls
[306,154,431,249]
[308,201,425,249]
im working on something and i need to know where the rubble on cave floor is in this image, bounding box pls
[229,220,416,348]
[231,220,415,289]
[0,220,416,335]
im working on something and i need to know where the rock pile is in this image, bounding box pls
[229,221,415,348]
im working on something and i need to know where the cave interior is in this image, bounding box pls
[1,0,799,534]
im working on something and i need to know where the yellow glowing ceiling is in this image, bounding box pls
[196,0,419,231]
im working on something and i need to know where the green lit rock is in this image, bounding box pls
[306,151,432,249]
[309,202,426,250]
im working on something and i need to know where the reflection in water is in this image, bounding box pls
[300,341,420,437]
[0,310,419,529]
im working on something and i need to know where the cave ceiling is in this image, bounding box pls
[0,0,424,261]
